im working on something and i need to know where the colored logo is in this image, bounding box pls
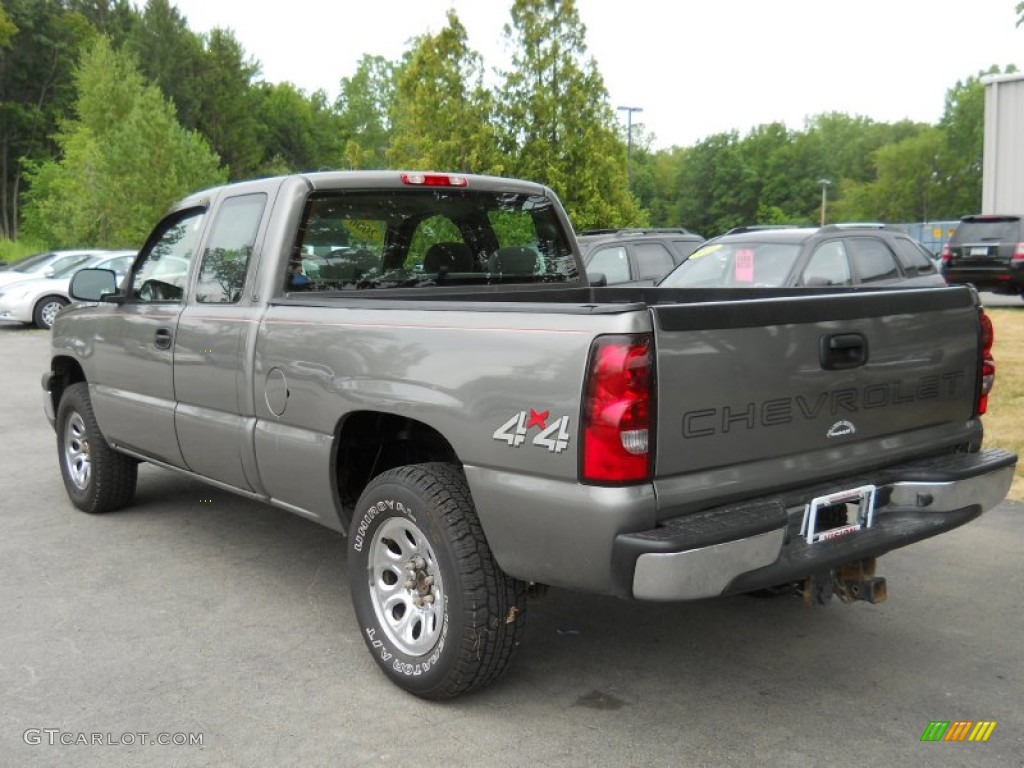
[920,721,996,742]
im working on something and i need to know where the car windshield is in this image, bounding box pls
[658,242,802,288]
[49,254,100,278]
[10,252,56,273]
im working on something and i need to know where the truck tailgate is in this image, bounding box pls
[651,287,980,480]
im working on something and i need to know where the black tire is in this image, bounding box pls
[348,462,526,699]
[33,295,68,330]
[56,382,138,513]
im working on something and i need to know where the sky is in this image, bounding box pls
[167,0,1023,150]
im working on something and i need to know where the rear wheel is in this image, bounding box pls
[33,295,68,329]
[348,462,526,699]
[56,382,137,513]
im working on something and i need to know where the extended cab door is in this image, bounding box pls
[87,207,208,466]
[173,191,271,490]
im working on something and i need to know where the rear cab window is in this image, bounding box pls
[195,193,267,304]
[286,188,578,292]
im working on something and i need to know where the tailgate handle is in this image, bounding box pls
[820,333,867,370]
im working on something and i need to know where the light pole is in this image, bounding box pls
[617,105,643,192]
[818,178,831,226]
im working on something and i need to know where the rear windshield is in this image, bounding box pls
[953,218,1021,243]
[287,189,578,292]
[658,242,802,288]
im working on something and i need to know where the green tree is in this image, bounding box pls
[933,68,1011,218]
[22,37,225,247]
[126,0,203,130]
[0,0,95,239]
[673,131,760,236]
[194,28,262,179]
[638,144,690,228]
[335,55,396,169]
[496,0,643,229]
[66,0,137,47]
[792,113,925,221]
[254,82,340,174]
[832,127,946,222]
[388,10,498,173]
[0,7,17,46]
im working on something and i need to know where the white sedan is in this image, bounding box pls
[0,251,135,329]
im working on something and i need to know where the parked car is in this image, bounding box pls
[658,224,944,289]
[0,251,135,329]
[940,214,1024,296]
[579,228,704,285]
[0,249,107,289]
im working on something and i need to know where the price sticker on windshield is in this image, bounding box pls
[734,249,755,283]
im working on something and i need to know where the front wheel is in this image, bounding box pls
[56,382,138,513]
[33,295,68,329]
[348,463,526,699]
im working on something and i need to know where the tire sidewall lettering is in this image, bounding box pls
[352,498,412,553]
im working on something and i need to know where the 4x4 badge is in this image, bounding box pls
[493,409,571,453]
[827,420,856,438]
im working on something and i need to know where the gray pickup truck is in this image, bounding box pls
[43,171,1015,699]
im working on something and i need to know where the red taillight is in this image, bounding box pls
[1013,242,1024,261]
[978,309,995,415]
[940,243,952,262]
[581,334,654,483]
[400,172,468,187]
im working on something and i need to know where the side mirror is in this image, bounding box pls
[70,268,118,301]
[586,270,608,287]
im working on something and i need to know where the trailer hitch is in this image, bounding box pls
[802,558,888,605]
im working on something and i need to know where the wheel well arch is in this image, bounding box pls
[334,410,459,531]
[36,293,68,307]
[48,356,86,413]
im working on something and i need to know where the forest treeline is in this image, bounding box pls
[0,0,1018,249]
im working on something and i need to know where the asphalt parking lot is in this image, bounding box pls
[2,322,1022,768]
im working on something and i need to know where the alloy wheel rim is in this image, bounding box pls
[367,516,445,657]
[64,412,91,490]
[41,301,62,328]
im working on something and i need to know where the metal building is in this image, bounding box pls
[982,72,1024,214]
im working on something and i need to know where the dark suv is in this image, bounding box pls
[941,214,1024,296]
[657,224,944,289]
[579,228,705,285]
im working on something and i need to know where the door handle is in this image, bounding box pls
[154,327,173,350]
[820,332,867,370]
